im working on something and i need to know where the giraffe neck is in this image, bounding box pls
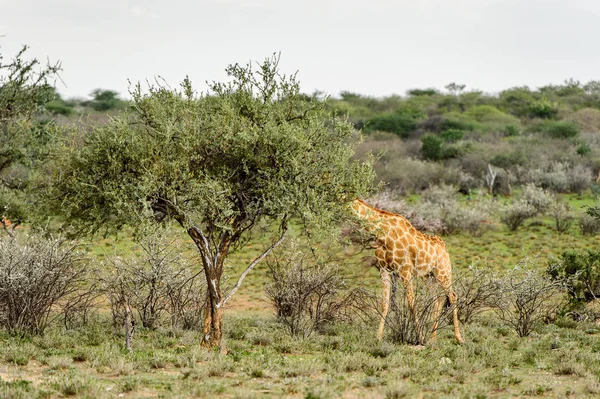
[351,199,412,235]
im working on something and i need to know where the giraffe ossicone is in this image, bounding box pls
[351,199,464,345]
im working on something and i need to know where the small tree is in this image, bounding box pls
[46,55,374,348]
[0,45,61,235]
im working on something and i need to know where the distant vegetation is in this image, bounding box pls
[327,80,600,199]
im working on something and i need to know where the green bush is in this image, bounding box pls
[528,98,559,119]
[547,250,600,304]
[504,125,520,136]
[45,99,74,116]
[365,112,419,138]
[440,128,464,142]
[420,134,444,161]
[440,116,476,132]
[532,121,580,138]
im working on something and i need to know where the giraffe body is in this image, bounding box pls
[352,199,463,344]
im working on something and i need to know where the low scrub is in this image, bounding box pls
[491,266,564,337]
[265,243,363,337]
[102,231,206,333]
[0,234,91,335]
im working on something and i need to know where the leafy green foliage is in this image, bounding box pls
[364,111,420,138]
[0,45,61,232]
[49,56,374,239]
[547,250,600,304]
[420,131,464,161]
[528,97,559,119]
[440,128,464,142]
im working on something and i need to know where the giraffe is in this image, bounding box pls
[351,199,464,345]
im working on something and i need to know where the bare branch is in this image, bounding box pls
[223,219,288,305]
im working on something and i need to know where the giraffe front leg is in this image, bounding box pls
[378,269,392,341]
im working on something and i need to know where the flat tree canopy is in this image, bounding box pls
[46,55,375,347]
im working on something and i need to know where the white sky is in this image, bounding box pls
[2,0,599,99]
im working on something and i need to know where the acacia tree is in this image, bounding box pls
[46,55,375,348]
[0,45,61,235]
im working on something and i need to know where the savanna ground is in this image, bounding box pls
[2,193,600,399]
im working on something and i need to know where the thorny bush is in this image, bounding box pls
[491,265,565,337]
[265,242,363,338]
[101,232,206,332]
[0,234,92,335]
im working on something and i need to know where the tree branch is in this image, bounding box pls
[222,218,288,305]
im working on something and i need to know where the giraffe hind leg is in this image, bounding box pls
[378,268,392,341]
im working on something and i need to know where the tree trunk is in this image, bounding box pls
[201,267,224,348]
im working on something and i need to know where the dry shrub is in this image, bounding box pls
[416,185,494,236]
[265,242,362,337]
[383,276,454,345]
[377,157,467,194]
[548,201,574,233]
[443,203,494,237]
[567,108,600,133]
[490,265,565,337]
[454,266,500,324]
[500,185,553,231]
[579,213,600,236]
[568,164,593,196]
[101,231,206,332]
[525,163,591,194]
[0,234,92,335]
[520,183,554,214]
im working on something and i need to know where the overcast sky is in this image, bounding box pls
[2,0,599,99]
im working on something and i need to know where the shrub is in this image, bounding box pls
[528,98,558,119]
[454,267,499,324]
[440,128,464,142]
[500,199,536,231]
[367,192,444,234]
[547,250,600,304]
[420,134,463,161]
[535,121,580,138]
[384,276,452,345]
[440,117,476,132]
[568,164,593,196]
[527,163,569,193]
[265,243,359,337]
[0,235,89,335]
[45,99,74,116]
[102,232,206,331]
[443,203,494,237]
[365,112,419,138]
[377,157,461,195]
[417,186,494,236]
[420,134,444,161]
[491,267,564,337]
[520,183,554,214]
[548,201,574,233]
[579,213,600,236]
[567,107,600,133]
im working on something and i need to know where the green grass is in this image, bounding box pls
[3,192,600,397]
[2,314,600,398]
